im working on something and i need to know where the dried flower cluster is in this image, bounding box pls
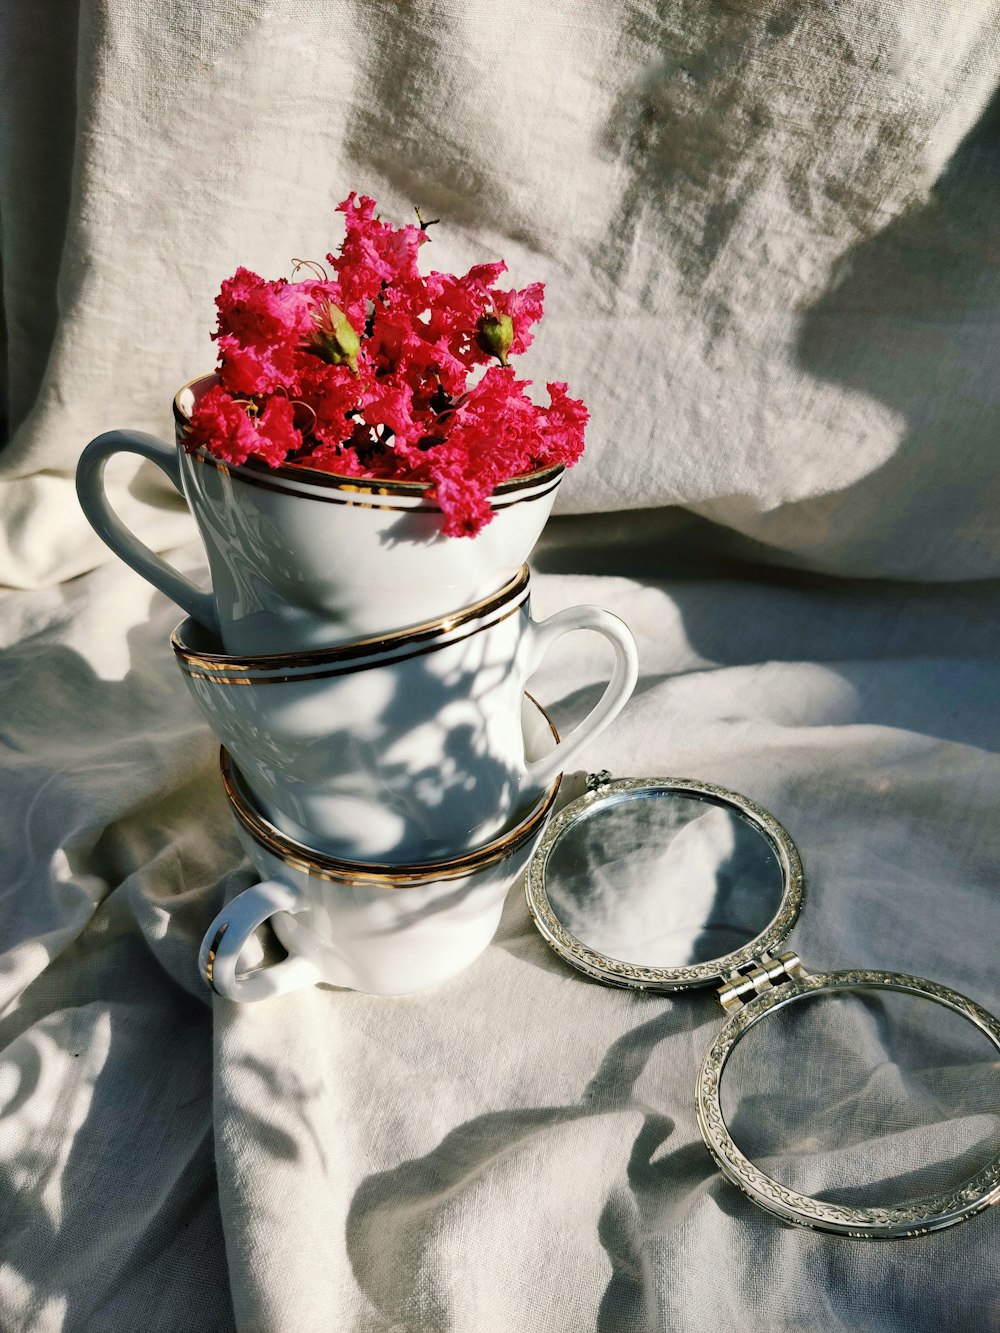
[186,194,587,535]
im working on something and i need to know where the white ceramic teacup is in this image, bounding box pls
[173,565,638,862]
[76,374,565,655]
[201,705,561,1001]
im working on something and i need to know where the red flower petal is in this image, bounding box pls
[199,197,586,527]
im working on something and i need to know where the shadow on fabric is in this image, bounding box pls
[0,604,236,1328]
[345,1006,723,1331]
[787,85,1000,571]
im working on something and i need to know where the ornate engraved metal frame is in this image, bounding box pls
[696,970,1000,1238]
[525,774,804,990]
[525,772,1000,1238]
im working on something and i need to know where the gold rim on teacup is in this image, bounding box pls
[220,700,561,887]
[172,564,531,679]
[173,374,564,504]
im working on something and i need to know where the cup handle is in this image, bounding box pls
[522,605,639,789]
[76,429,219,634]
[198,879,320,1003]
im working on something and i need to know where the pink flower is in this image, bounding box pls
[199,196,588,535]
[331,192,428,324]
[360,381,419,451]
[296,360,365,448]
[298,440,370,477]
[215,337,302,398]
[537,381,588,467]
[430,462,495,538]
[216,268,314,345]
[492,282,545,356]
[186,385,301,467]
[252,395,303,466]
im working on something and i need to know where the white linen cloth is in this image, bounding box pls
[2,3,1000,1330]
[2,532,999,1331]
[3,2,1000,585]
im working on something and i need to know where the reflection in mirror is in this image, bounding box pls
[720,989,1000,1209]
[544,791,786,969]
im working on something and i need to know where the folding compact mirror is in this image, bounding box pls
[526,773,1000,1238]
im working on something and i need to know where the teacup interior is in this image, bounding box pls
[174,376,214,422]
[174,615,226,655]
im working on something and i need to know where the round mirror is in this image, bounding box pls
[697,971,1000,1237]
[526,776,803,990]
[525,772,1000,1238]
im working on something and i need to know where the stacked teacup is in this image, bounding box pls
[78,375,638,1000]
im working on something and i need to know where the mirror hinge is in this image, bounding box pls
[718,951,808,1013]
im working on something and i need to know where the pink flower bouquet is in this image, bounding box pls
[186,194,588,537]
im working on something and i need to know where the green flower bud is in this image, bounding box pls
[312,301,361,374]
[476,312,514,366]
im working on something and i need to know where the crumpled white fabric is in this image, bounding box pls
[2,526,999,1331]
[2,3,1000,1331]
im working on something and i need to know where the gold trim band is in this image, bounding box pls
[203,922,228,989]
[184,450,562,514]
[173,373,564,501]
[181,599,524,684]
[172,564,530,676]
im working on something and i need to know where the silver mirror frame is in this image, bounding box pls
[525,772,1000,1239]
[525,775,804,991]
[696,969,1000,1238]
